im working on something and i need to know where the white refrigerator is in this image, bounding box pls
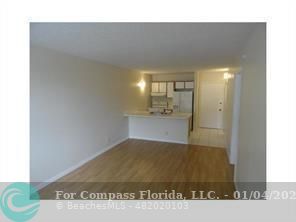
[173,91,193,113]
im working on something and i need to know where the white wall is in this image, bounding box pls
[223,74,242,165]
[235,25,266,186]
[30,46,150,185]
[193,72,200,130]
[223,75,235,159]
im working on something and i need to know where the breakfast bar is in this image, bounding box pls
[124,111,192,144]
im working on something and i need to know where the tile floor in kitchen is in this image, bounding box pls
[190,127,226,148]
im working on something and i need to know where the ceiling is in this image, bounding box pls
[30,23,259,73]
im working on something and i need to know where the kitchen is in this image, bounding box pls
[125,73,195,144]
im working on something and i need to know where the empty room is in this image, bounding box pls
[30,23,266,199]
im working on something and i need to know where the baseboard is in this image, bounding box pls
[234,181,238,191]
[129,136,188,144]
[34,137,128,191]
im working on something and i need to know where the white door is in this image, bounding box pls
[199,83,224,129]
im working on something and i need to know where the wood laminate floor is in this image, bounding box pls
[40,139,235,199]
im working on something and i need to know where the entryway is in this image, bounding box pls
[191,71,226,148]
[190,128,225,147]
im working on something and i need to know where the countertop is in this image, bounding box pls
[124,111,192,120]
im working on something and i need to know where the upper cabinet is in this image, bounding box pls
[159,82,167,93]
[151,81,194,96]
[167,82,174,98]
[185,81,194,89]
[151,82,166,93]
[151,82,159,93]
[151,82,167,96]
[175,81,185,89]
[175,81,194,90]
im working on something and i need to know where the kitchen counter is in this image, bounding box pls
[124,111,192,144]
[124,111,192,120]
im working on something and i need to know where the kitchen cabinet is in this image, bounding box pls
[152,81,193,95]
[151,82,167,94]
[167,82,174,98]
[185,81,194,89]
[151,82,159,93]
[159,82,167,93]
[175,81,185,89]
[175,81,194,89]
